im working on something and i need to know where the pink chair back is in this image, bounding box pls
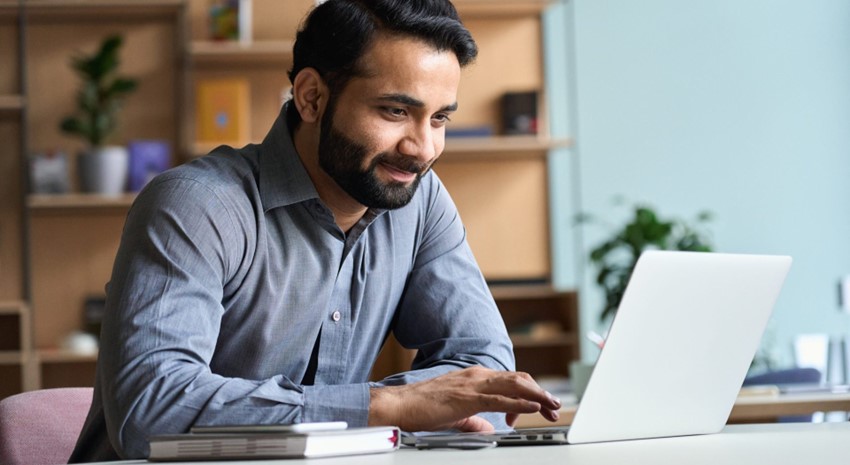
[0,388,92,465]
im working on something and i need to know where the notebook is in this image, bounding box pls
[407,251,792,447]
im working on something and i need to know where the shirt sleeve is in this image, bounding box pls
[371,173,516,430]
[99,173,369,459]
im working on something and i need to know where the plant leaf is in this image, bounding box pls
[109,78,138,94]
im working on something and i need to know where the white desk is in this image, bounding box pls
[97,422,850,465]
[515,391,850,428]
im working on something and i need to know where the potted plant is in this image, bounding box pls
[577,200,714,322]
[60,34,138,194]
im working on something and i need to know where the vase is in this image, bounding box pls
[78,145,129,195]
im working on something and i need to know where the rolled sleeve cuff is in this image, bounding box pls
[301,383,371,427]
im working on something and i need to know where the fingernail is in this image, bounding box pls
[548,392,561,407]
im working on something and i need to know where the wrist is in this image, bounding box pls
[368,386,402,427]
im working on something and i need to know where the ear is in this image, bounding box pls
[292,68,328,124]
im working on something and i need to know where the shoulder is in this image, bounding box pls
[131,146,261,233]
[155,146,258,194]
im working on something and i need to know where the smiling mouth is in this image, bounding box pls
[379,162,418,183]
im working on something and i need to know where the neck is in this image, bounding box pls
[293,122,367,233]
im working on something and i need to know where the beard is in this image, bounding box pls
[317,105,432,210]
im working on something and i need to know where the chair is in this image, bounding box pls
[743,367,822,422]
[0,387,93,465]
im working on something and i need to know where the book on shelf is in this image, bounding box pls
[195,78,251,146]
[147,425,400,461]
[208,0,252,43]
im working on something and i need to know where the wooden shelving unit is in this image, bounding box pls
[0,0,186,397]
[0,1,30,399]
[1,0,579,397]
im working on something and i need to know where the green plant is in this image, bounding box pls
[577,201,714,322]
[60,35,138,147]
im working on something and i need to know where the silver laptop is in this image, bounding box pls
[407,251,792,447]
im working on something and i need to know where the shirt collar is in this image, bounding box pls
[258,104,320,212]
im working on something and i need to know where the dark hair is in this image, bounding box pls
[286,0,477,127]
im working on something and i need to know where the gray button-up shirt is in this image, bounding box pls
[70,108,515,461]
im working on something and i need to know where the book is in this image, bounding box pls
[208,0,252,43]
[148,426,400,461]
[127,140,171,192]
[195,78,251,145]
[445,125,495,138]
[190,421,348,434]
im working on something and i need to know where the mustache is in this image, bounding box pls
[371,152,433,175]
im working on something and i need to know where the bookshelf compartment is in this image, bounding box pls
[39,359,97,389]
[0,365,23,399]
[493,286,580,377]
[0,314,22,351]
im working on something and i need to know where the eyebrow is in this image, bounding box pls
[377,93,458,113]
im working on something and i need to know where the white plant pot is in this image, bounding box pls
[78,146,129,195]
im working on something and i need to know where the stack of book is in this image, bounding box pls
[148,422,400,461]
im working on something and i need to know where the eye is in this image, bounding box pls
[383,107,407,118]
[432,113,452,127]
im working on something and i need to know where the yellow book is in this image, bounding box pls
[195,78,250,145]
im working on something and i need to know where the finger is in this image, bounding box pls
[481,373,561,410]
[505,412,518,427]
[477,393,542,415]
[513,372,562,410]
[454,415,495,433]
[539,406,560,422]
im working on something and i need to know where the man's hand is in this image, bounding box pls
[368,366,561,432]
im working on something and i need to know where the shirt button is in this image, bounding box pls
[331,310,341,322]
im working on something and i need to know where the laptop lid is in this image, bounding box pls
[567,250,792,444]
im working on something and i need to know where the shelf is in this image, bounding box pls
[0,3,20,20]
[0,95,25,115]
[490,284,575,300]
[0,301,27,316]
[510,333,577,348]
[36,349,98,363]
[442,136,572,160]
[0,351,25,365]
[455,0,560,18]
[28,193,136,211]
[190,40,294,65]
[192,136,571,160]
[23,0,185,20]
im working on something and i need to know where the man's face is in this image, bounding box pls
[317,35,461,209]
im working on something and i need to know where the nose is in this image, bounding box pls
[397,120,439,163]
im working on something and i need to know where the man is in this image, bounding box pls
[70,0,560,461]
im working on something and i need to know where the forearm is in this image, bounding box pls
[104,359,371,457]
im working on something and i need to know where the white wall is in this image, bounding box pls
[548,0,850,366]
